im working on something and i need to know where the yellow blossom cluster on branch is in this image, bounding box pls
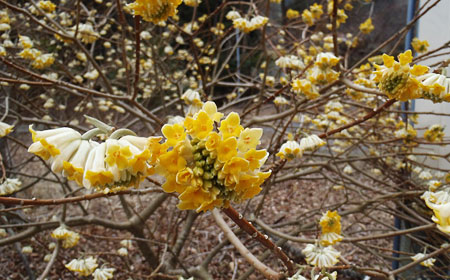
[156,101,271,212]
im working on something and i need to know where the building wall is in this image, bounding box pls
[415,0,450,169]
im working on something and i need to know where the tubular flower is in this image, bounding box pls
[232,15,268,33]
[373,50,429,101]
[319,211,343,246]
[302,9,314,26]
[359,18,374,34]
[417,73,450,103]
[286,9,300,19]
[424,124,445,142]
[156,101,270,212]
[184,0,201,7]
[421,188,450,233]
[300,135,326,151]
[51,225,80,248]
[0,121,13,137]
[411,253,436,268]
[38,1,56,13]
[65,256,98,277]
[32,53,55,69]
[0,178,22,196]
[276,140,302,160]
[411,38,429,53]
[93,267,115,280]
[181,89,203,116]
[291,79,320,99]
[127,0,183,23]
[302,243,340,268]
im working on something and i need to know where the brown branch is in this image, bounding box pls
[222,206,295,276]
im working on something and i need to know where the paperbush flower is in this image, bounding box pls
[51,225,80,248]
[302,243,340,268]
[92,267,115,280]
[127,0,183,23]
[373,50,429,101]
[0,178,22,196]
[28,126,158,193]
[417,73,450,103]
[0,121,13,137]
[421,188,450,233]
[38,1,56,13]
[411,38,429,53]
[286,9,300,19]
[156,101,270,212]
[319,210,343,246]
[65,256,98,276]
[300,135,325,151]
[411,253,436,268]
[424,124,445,142]
[232,15,268,33]
[359,18,374,34]
[291,79,319,99]
[276,140,302,160]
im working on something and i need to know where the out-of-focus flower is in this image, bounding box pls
[73,23,99,44]
[181,89,203,116]
[226,10,241,21]
[0,9,10,24]
[319,210,343,246]
[343,165,353,174]
[411,253,436,268]
[19,35,33,49]
[314,271,337,280]
[424,124,445,142]
[21,246,33,254]
[0,121,13,137]
[0,178,22,196]
[417,73,450,103]
[291,79,320,99]
[302,243,340,268]
[394,126,417,142]
[421,188,450,233]
[156,101,270,212]
[38,1,56,13]
[286,9,300,19]
[310,3,323,19]
[32,53,55,69]
[302,9,314,26]
[287,271,307,280]
[84,69,100,80]
[51,225,80,248]
[373,50,429,101]
[184,0,201,7]
[65,256,98,276]
[0,228,7,237]
[411,38,429,53]
[300,135,325,152]
[359,18,374,34]
[232,15,268,33]
[276,140,302,160]
[18,48,41,60]
[127,0,183,23]
[117,247,128,256]
[274,96,289,106]
[120,239,133,249]
[92,267,115,280]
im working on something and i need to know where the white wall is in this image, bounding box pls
[415,0,450,170]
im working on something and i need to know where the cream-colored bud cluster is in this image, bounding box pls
[28,124,158,193]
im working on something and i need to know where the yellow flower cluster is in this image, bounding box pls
[411,37,429,53]
[231,15,268,33]
[373,50,429,101]
[51,225,80,248]
[0,121,13,137]
[28,126,157,193]
[286,9,300,20]
[307,52,340,84]
[156,101,271,212]
[319,210,343,246]
[184,0,201,8]
[17,35,54,69]
[424,124,445,142]
[65,256,98,276]
[417,73,450,103]
[127,0,183,23]
[38,1,56,13]
[359,18,374,34]
[421,188,450,233]
[302,3,323,26]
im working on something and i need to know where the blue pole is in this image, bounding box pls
[393,0,417,273]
